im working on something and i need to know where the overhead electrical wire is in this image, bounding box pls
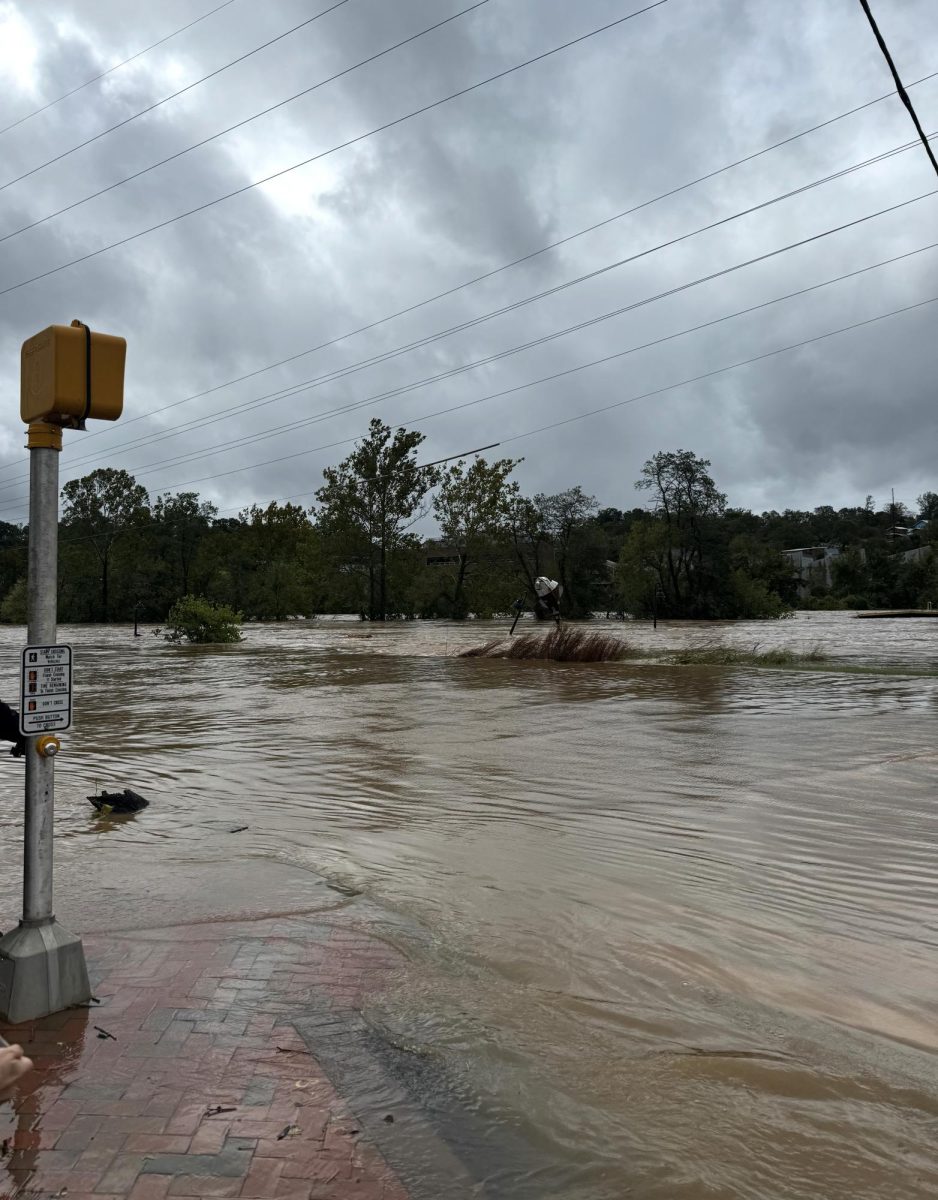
[0,0,673,300]
[0,0,238,137]
[55,288,938,506]
[47,215,938,493]
[857,0,938,180]
[19,66,937,463]
[3,217,935,521]
[10,131,931,486]
[0,0,496,246]
[497,299,938,450]
[38,285,938,547]
[0,0,353,193]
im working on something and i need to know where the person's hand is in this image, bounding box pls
[0,1044,33,1099]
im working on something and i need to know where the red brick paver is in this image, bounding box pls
[0,914,410,1199]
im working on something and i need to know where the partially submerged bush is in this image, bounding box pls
[667,643,826,667]
[158,595,243,644]
[461,625,631,662]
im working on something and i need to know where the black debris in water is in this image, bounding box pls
[87,788,149,814]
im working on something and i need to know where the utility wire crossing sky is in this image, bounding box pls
[0,0,935,519]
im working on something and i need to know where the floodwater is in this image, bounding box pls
[1,611,937,1198]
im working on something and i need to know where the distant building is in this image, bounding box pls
[899,544,934,565]
[781,545,844,595]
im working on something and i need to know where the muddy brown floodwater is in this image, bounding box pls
[1,612,937,1198]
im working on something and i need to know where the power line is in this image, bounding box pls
[0,0,673,300]
[498,297,938,450]
[0,0,495,246]
[362,444,500,484]
[22,66,937,465]
[0,0,238,137]
[65,214,938,492]
[0,0,353,193]
[17,132,931,485]
[6,221,934,523]
[103,290,938,497]
[32,282,938,546]
[858,0,938,180]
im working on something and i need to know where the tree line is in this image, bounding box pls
[0,419,934,624]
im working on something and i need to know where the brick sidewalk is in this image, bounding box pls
[0,912,418,1200]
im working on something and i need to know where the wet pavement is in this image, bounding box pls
[0,890,439,1200]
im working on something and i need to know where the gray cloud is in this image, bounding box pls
[0,0,936,527]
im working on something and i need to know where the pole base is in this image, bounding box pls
[0,919,91,1023]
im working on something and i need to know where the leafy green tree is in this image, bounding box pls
[897,547,938,606]
[632,450,726,616]
[61,468,150,621]
[0,578,27,624]
[917,491,938,521]
[150,492,218,603]
[507,495,551,597]
[432,457,520,617]
[238,502,315,619]
[728,535,798,606]
[315,419,436,620]
[0,522,27,605]
[616,519,670,617]
[830,547,870,607]
[617,451,792,618]
[535,487,601,616]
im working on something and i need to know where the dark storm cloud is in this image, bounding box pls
[0,0,935,525]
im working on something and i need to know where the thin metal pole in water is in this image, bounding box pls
[23,435,58,923]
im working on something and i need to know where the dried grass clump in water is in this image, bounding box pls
[460,625,630,662]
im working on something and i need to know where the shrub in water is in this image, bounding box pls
[158,595,243,644]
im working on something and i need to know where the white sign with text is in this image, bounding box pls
[20,644,72,735]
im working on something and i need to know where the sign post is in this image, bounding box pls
[0,320,125,1023]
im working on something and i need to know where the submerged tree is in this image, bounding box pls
[151,491,218,601]
[61,468,150,621]
[631,449,727,617]
[315,419,436,620]
[432,456,520,617]
[535,487,604,616]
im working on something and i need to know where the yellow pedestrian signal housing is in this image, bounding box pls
[21,319,125,429]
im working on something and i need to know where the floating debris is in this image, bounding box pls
[87,788,149,814]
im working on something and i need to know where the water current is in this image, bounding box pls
[0,612,935,1198]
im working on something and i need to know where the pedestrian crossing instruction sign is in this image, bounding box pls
[20,644,72,735]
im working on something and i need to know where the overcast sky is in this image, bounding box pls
[0,0,935,527]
